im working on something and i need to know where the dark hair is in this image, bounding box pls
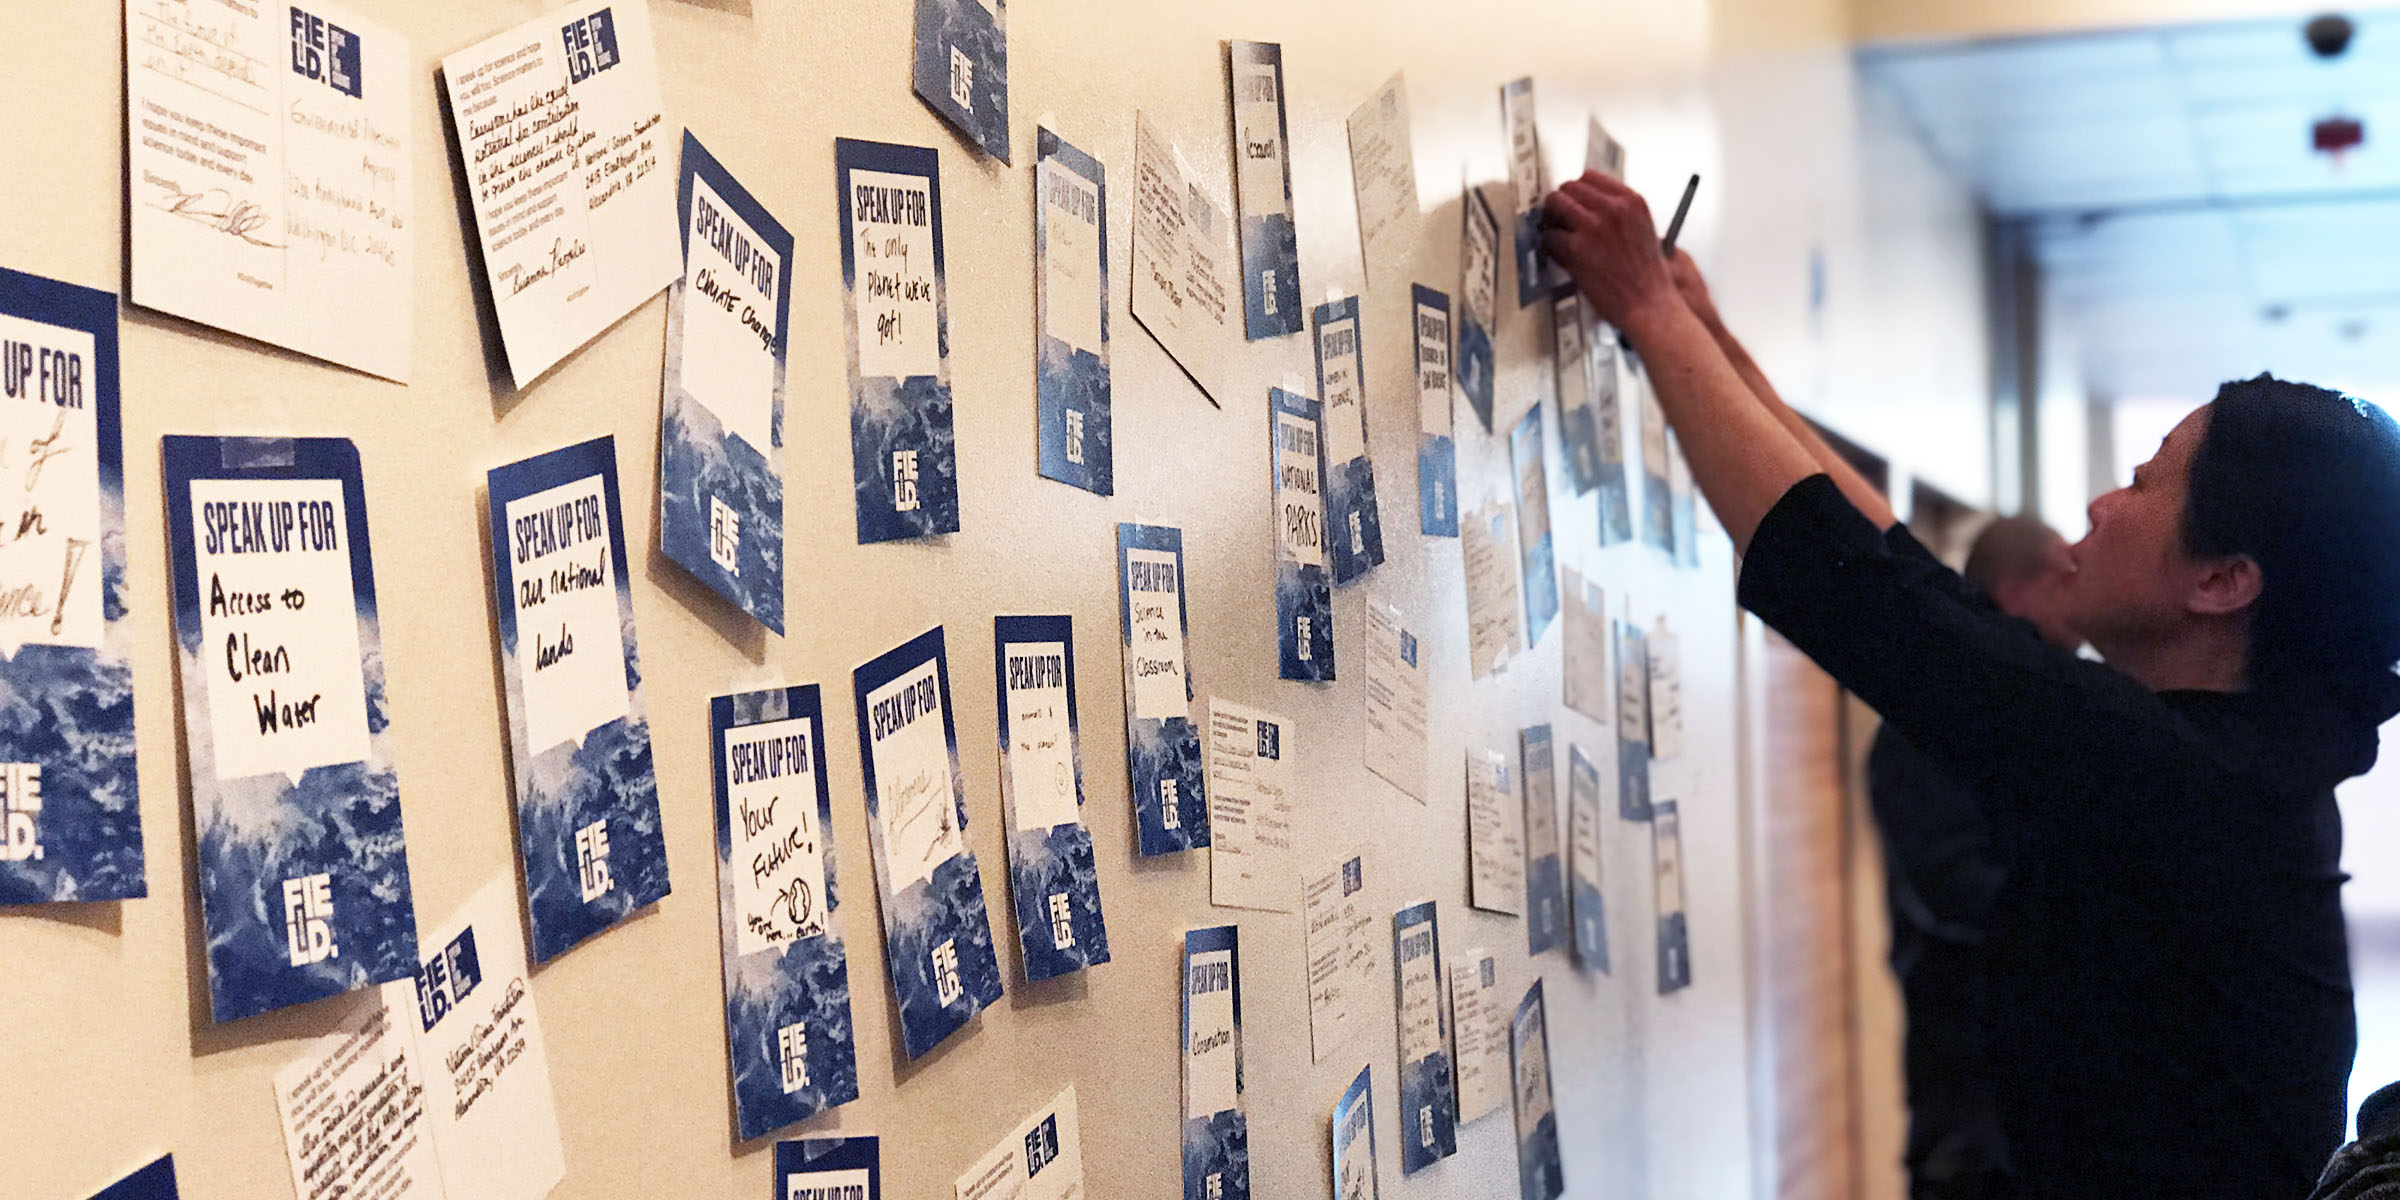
[1962,515,2063,594]
[2183,374,2400,728]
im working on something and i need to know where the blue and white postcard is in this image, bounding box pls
[1412,286,1458,537]
[1654,798,1691,993]
[1036,129,1112,496]
[837,139,959,543]
[1502,78,1554,308]
[1510,406,1559,646]
[1591,312,1634,544]
[1271,387,1335,681]
[712,685,860,1141]
[912,0,1009,163]
[853,628,1004,1057]
[1333,1064,1380,1200]
[1551,288,1602,496]
[1670,431,1701,568]
[1565,743,1610,971]
[1640,386,1675,554]
[164,435,418,1023]
[1459,185,1501,431]
[1312,296,1384,583]
[1522,726,1566,957]
[1512,980,1565,1200]
[1183,924,1250,1200]
[1119,524,1208,855]
[995,615,1110,981]
[776,1137,880,1199]
[1227,41,1301,340]
[90,1155,178,1200]
[663,131,790,634]
[1616,620,1652,821]
[0,268,141,904]
[1392,899,1458,1173]
[487,437,668,963]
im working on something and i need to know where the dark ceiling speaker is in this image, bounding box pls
[2315,115,2365,155]
[2306,13,2356,59]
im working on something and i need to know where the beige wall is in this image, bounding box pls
[1855,0,2341,43]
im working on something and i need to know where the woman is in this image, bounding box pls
[1543,174,2400,1198]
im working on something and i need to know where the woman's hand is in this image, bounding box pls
[1541,172,1683,338]
[1668,249,1724,333]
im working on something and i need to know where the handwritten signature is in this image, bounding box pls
[153,181,280,247]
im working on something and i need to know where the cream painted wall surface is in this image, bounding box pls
[0,2,1989,1199]
[1855,0,2346,43]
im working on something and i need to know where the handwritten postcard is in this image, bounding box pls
[1641,386,1675,553]
[1118,524,1208,855]
[913,0,1009,162]
[165,435,417,1022]
[1449,949,1507,1123]
[1035,129,1111,495]
[1511,405,1558,646]
[712,685,860,1140]
[1392,899,1457,1173]
[1655,798,1691,993]
[1128,111,1235,406]
[1648,619,1684,760]
[1183,925,1250,1200]
[955,1085,1084,1200]
[1616,619,1652,821]
[1227,41,1301,339]
[1566,742,1610,971]
[1332,1065,1379,1200]
[854,628,1003,1058]
[1347,73,1418,285]
[0,269,142,904]
[1411,285,1457,536]
[1522,726,1567,956]
[1270,387,1335,680]
[1361,604,1427,803]
[126,0,411,380]
[1303,851,1374,1061]
[1551,289,1600,495]
[1461,502,1521,679]
[778,1139,880,1200]
[994,615,1110,981]
[837,138,959,542]
[441,0,677,387]
[1512,980,1565,1200]
[1458,184,1501,431]
[1561,569,1608,723]
[487,437,668,962]
[662,132,790,633]
[1311,297,1384,584]
[1206,698,1294,913]
[1467,748,1524,915]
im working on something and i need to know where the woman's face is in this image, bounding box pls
[2064,405,2215,654]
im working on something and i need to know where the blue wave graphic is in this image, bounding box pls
[1183,1110,1252,1200]
[1572,878,1610,971]
[1006,818,1110,980]
[1036,338,1112,495]
[911,0,1010,162]
[1398,1048,1459,1173]
[1518,1110,1564,1200]
[1457,319,1495,432]
[1659,911,1691,993]
[1417,435,1457,537]
[1618,740,1651,822]
[1239,214,1302,340]
[882,852,1004,1057]
[1324,455,1384,584]
[852,374,960,543]
[1275,560,1334,682]
[659,394,785,633]
[1128,716,1208,854]
[1527,853,1566,956]
[0,641,142,903]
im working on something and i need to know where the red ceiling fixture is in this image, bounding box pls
[2307,15,2364,164]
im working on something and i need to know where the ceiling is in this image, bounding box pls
[1859,9,2400,403]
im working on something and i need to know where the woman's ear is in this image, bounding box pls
[2188,553,2264,618]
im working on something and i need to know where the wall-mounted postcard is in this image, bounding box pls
[1303,851,1374,1061]
[1449,949,1507,1124]
[1183,924,1251,1200]
[1312,296,1384,584]
[1587,116,1627,180]
[1551,290,1601,495]
[487,436,668,963]
[837,138,959,543]
[711,686,860,1141]
[1501,78,1554,307]
[1119,524,1208,854]
[956,1085,1084,1200]
[1594,331,1632,544]
[441,0,676,387]
[1412,285,1458,537]
[125,0,411,380]
[1511,406,1559,646]
[778,1138,880,1200]
[1521,726,1566,956]
[0,269,141,904]
[1655,798,1691,993]
[1361,603,1426,803]
[1670,430,1701,567]
[1560,569,1608,724]
[1346,73,1418,285]
[913,0,1009,163]
[1129,111,1235,406]
[1392,899,1457,1173]
[164,435,417,1022]
[1226,41,1301,339]
[661,131,790,634]
[1565,744,1610,971]
[1035,129,1111,496]
[1616,619,1652,821]
[1206,698,1294,913]
[89,1155,177,1200]
[1467,749,1524,915]
[1270,386,1335,680]
[1512,980,1565,1200]
[1461,502,1522,679]
[1332,1065,1379,1200]
[1648,619,1684,760]
[1640,386,1675,553]
[854,628,1004,1057]
[1458,183,1501,431]
[994,615,1109,981]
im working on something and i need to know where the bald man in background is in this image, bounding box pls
[1867,516,2080,1200]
